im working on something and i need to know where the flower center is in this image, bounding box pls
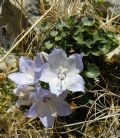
[43,96,51,103]
[26,73,34,82]
[58,72,66,80]
[57,66,67,80]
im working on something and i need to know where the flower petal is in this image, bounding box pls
[34,53,43,72]
[8,73,34,85]
[68,54,83,73]
[35,101,52,117]
[59,91,69,99]
[16,99,30,106]
[51,98,72,116]
[39,114,55,128]
[27,104,38,118]
[34,71,41,83]
[19,56,34,76]
[35,88,49,100]
[49,78,67,96]
[40,63,57,83]
[48,49,68,72]
[66,74,85,92]
[16,92,36,106]
[13,85,34,96]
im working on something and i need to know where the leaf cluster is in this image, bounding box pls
[40,16,119,80]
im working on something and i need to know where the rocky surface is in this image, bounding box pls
[0,0,41,50]
[102,0,120,15]
[9,0,41,23]
[0,0,28,50]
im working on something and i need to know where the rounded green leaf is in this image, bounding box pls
[50,31,58,37]
[45,41,54,49]
[73,34,84,44]
[55,34,62,41]
[40,22,50,31]
[99,43,110,54]
[85,64,100,78]
[74,26,86,35]
[81,17,95,26]
[84,39,93,48]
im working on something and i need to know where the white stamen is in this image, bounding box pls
[58,66,68,80]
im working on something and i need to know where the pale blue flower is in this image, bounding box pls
[8,54,43,85]
[27,88,72,128]
[13,85,36,106]
[13,85,35,96]
[40,49,85,96]
[16,92,36,106]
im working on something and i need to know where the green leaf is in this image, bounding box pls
[81,17,95,26]
[55,32,66,41]
[50,31,58,37]
[62,31,67,38]
[45,41,54,49]
[85,64,100,78]
[107,32,119,44]
[88,99,94,104]
[107,32,115,39]
[74,26,86,35]
[80,45,91,56]
[93,31,100,42]
[91,45,101,56]
[56,20,66,31]
[67,16,77,26]
[40,22,50,31]
[99,43,110,54]
[84,39,93,48]
[73,34,84,44]
[55,33,63,41]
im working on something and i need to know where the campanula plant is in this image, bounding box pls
[27,87,72,128]
[8,49,85,128]
[8,54,43,85]
[40,49,85,96]
[13,85,35,106]
[41,16,119,80]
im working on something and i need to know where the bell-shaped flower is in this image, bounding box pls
[27,88,72,128]
[40,49,85,96]
[16,92,36,106]
[8,54,43,85]
[13,85,35,96]
[13,85,36,106]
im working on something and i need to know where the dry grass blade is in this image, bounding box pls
[45,113,120,130]
[0,3,55,63]
[99,13,120,28]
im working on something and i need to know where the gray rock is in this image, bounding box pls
[9,0,41,23]
[25,0,41,20]
[0,0,41,50]
[97,0,120,16]
[0,0,28,50]
[105,0,120,14]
